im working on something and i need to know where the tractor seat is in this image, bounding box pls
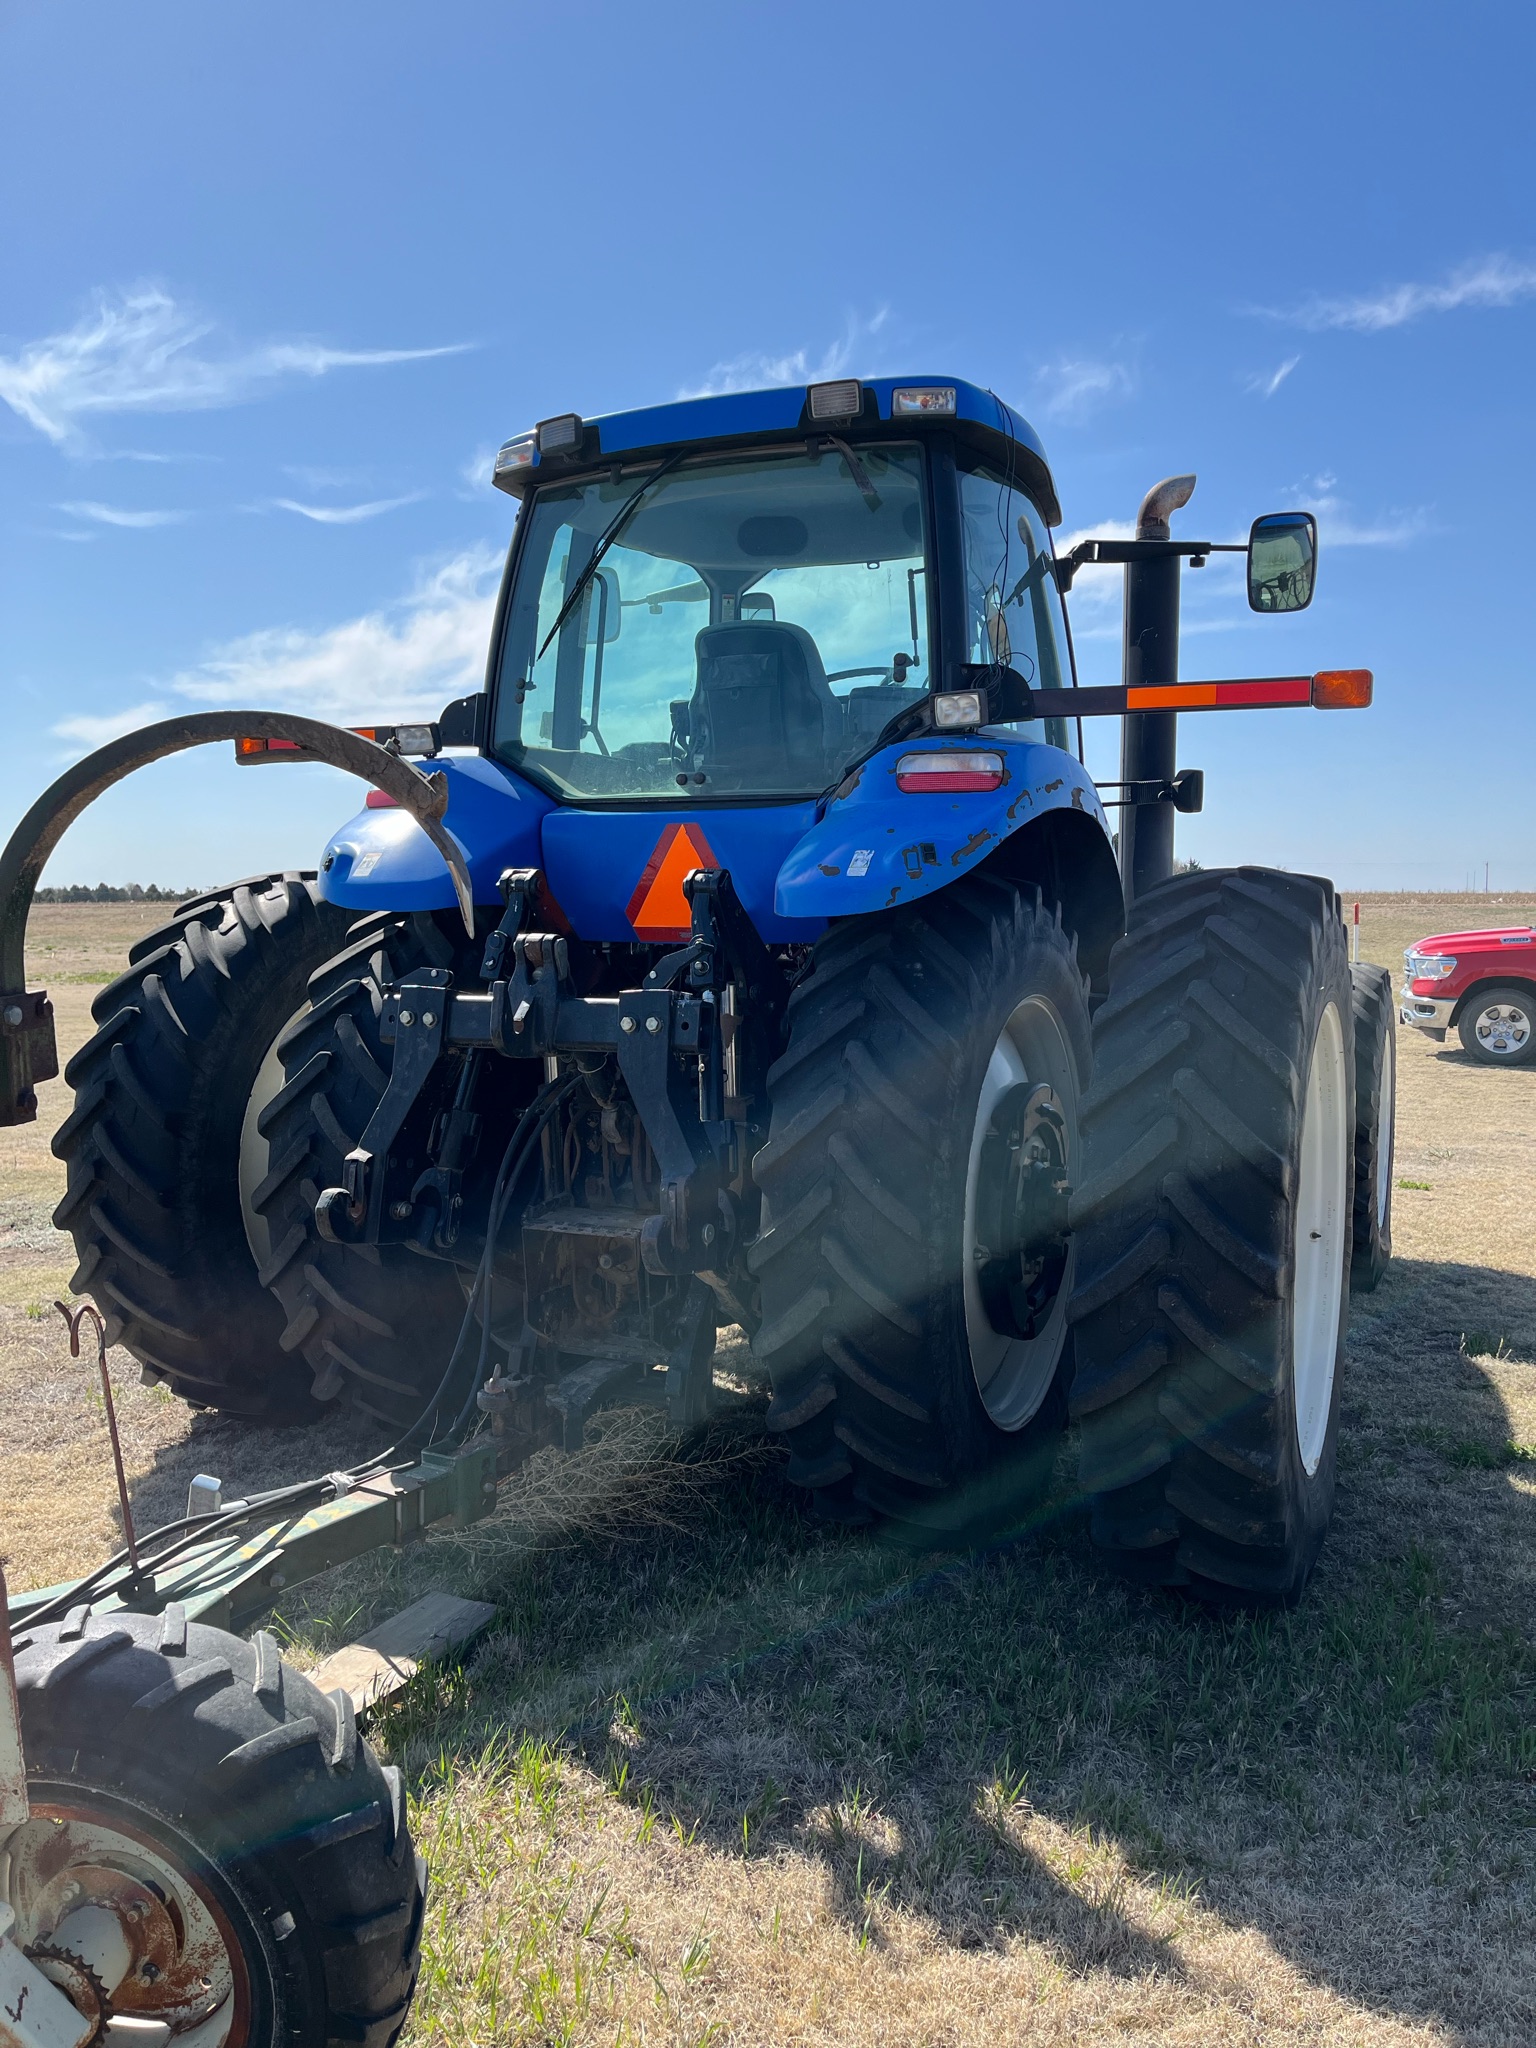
[689,621,841,785]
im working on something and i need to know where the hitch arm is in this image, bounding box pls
[0,710,477,1127]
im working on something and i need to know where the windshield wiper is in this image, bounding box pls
[537,450,688,663]
[816,434,881,511]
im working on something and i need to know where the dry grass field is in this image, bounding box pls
[3,893,1535,2047]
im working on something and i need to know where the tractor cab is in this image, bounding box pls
[487,378,1076,805]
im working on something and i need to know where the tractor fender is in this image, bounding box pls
[775,736,1112,920]
[317,753,554,911]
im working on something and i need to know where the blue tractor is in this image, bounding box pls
[3,374,1395,1609]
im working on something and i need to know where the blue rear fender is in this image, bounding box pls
[774,735,1112,918]
[316,753,554,912]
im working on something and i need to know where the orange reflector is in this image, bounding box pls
[625,823,720,941]
[1311,669,1373,709]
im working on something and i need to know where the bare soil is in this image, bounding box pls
[3,894,1534,2046]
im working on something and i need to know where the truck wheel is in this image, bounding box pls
[1068,868,1353,1607]
[252,913,474,1428]
[10,1608,425,2048]
[51,877,353,1420]
[1457,985,1535,1066]
[752,877,1090,1539]
[1350,962,1395,1290]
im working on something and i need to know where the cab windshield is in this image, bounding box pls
[492,444,929,800]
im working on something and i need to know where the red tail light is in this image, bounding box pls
[895,750,1005,794]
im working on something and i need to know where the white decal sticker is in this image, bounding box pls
[352,851,381,878]
[848,848,874,877]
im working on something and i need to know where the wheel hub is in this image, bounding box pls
[972,1082,1072,1341]
[1475,1002,1530,1055]
[5,1811,243,2045]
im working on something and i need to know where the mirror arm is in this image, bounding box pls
[1054,537,1241,591]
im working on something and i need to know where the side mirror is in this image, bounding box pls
[579,566,622,646]
[1248,512,1317,613]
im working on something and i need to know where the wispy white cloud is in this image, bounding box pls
[1244,355,1300,398]
[0,286,470,447]
[679,311,890,399]
[165,545,501,723]
[1029,357,1136,423]
[1293,471,1429,547]
[53,700,168,748]
[57,499,189,528]
[272,493,426,525]
[1257,255,1536,333]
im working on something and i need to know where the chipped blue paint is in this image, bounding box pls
[774,735,1109,920]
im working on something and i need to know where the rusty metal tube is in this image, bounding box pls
[0,710,476,1125]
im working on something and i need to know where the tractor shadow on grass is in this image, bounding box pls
[364,1251,1536,2043]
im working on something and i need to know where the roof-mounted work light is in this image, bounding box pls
[808,379,862,422]
[536,413,584,456]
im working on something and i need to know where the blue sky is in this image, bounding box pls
[3,0,1533,892]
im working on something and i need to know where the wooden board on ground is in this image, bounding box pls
[309,1591,497,1712]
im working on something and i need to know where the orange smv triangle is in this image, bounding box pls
[625,822,720,941]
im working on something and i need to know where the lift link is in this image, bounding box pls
[313,863,758,1277]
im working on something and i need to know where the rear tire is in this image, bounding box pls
[1349,962,1395,1290]
[11,1607,425,2048]
[50,876,352,1420]
[252,912,476,1428]
[1068,868,1354,1607]
[1456,984,1535,1066]
[752,877,1090,1541]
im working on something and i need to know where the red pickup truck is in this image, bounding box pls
[1400,924,1536,1065]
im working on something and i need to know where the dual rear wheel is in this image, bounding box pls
[756,867,1386,1604]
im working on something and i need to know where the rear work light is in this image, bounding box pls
[808,378,862,422]
[896,750,1005,793]
[536,413,583,455]
[892,386,956,415]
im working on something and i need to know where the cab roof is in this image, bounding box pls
[493,376,1062,525]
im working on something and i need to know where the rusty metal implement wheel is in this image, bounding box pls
[11,1608,426,2048]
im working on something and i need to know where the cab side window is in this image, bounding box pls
[957,463,1075,749]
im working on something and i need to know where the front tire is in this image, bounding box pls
[11,1608,425,2048]
[50,876,352,1420]
[1068,868,1354,1606]
[752,877,1090,1539]
[1457,985,1535,1066]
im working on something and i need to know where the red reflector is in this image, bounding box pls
[1311,668,1373,709]
[895,750,1005,793]
[365,789,400,808]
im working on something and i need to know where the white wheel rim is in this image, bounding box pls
[1293,1001,1348,1475]
[1474,1001,1530,1055]
[1375,1024,1395,1231]
[5,1804,245,2045]
[962,995,1078,1430]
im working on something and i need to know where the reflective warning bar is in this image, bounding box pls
[1023,671,1372,719]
